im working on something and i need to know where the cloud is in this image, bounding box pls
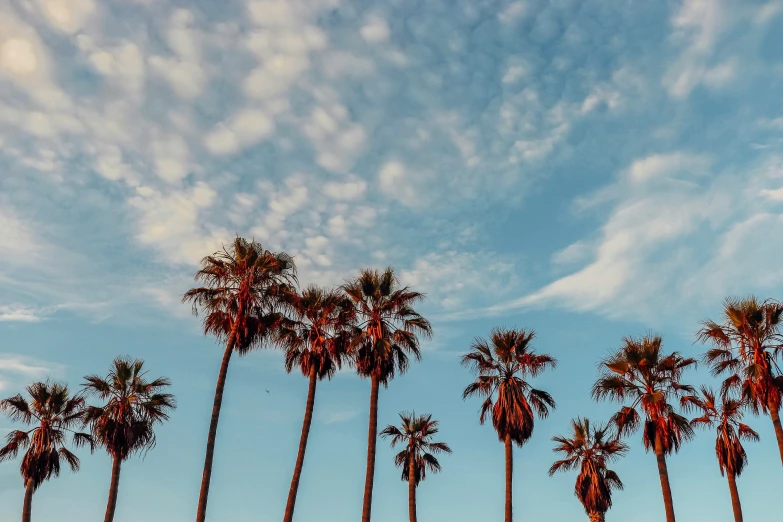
[41,0,96,34]
[318,409,358,425]
[486,155,783,323]
[0,355,62,391]
[204,108,276,156]
[0,306,42,323]
[360,16,391,43]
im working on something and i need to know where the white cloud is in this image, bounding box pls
[625,152,710,183]
[0,38,38,76]
[152,135,190,184]
[318,409,358,424]
[149,9,206,99]
[204,108,275,156]
[301,98,366,173]
[498,1,527,24]
[360,16,391,43]
[41,0,96,34]
[323,179,367,200]
[0,306,42,323]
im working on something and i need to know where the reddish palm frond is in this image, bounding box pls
[682,386,759,477]
[0,381,93,491]
[462,328,557,446]
[381,412,451,486]
[698,296,783,414]
[342,268,431,386]
[550,418,627,515]
[593,334,696,454]
[183,237,297,355]
[81,357,176,462]
[277,285,355,380]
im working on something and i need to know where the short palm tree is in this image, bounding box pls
[549,418,627,522]
[342,267,432,522]
[277,285,354,522]
[0,381,93,522]
[682,387,759,522]
[81,357,176,522]
[183,237,296,522]
[592,334,696,522]
[461,328,557,522]
[380,412,452,522]
[698,296,783,466]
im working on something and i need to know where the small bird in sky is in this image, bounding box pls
[265,390,270,393]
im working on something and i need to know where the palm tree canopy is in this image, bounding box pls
[277,285,355,380]
[682,387,759,477]
[342,267,431,386]
[549,418,627,515]
[592,334,696,455]
[698,296,783,414]
[380,412,451,486]
[81,357,176,461]
[0,381,93,491]
[183,237,297,354]
[462,328,557,446]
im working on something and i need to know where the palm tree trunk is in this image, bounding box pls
[504,433,513,522]
[22,478,33,522]
[767,400,783,467]
[196,332,236,522]
[408,453,417,522]
[283,367,318,522]
[726,472,743,522]
[654,433,676,522]
[588,512,605,522]
[104,457,122,522]
[361,375,380,522]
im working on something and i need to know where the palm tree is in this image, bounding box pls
[549,418,627,522]
[183,237,296,522]
[342,267,432,522]
[380,412,452,522]
[0,381,93,522]
[81,357,176,522]
[682,387,759,522]
[277,285,354,522]
[461,328,557,522]
[698,296,783,466]
[592,334,696,522]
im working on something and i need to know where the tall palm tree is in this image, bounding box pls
[461,328,557,522]
[277,285,354,522]
[0,381,93,522]
[380,412,452,522]
[342,267,432,522]
[592,334,696,522]
[183,237,296,522]
[549,418,627,522]
[698,296,783,465]
[81,357,176,522]
[682,387,759,522]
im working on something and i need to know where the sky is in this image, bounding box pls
[1,0,783,520]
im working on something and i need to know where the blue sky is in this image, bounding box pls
[1,0,783,520]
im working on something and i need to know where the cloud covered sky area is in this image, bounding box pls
[1,0,783,521]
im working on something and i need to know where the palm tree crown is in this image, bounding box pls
[682,387,759,477]
[81,357,176,460]
[0,381,93,490]
[183,237,297,353]
[278,285,355,380]
[342,267,432,384]
[461,328,557,444]
[549,418,627,516]
[592,334,696,453]
[698,296,783,416]
[381,412,452,485]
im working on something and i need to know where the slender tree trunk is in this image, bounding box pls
[195,332,237,522]
[22,478,33,522]
[654,434,676,522]
[104,457,122,522]
[587,512,605,522]
[767,400,783,467]
[504,433,513,522]
[361,376,380,522]
[282,367,318,522]
[408,453,417,522]
[726,472,743,522]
